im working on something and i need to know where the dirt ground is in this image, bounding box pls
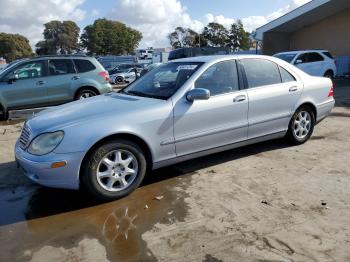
[0,80,349,262]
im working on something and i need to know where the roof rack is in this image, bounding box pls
[34,54,89,58]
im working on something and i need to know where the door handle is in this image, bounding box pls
[233,95,246,103]
[289,86,298,92]
[72,76,80,80]
[36,80,46,86]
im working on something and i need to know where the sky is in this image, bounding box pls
[0,0,311,49]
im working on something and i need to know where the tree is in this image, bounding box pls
[168,27,203,48]
[0,33,33,62]
[35,20,80,55]
[201,22,229,47]
[227,20,250,51]
[80,19,142,55]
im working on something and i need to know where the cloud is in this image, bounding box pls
[109,0,203,48]
[242,0,312,32]
[0,0,86,49]
[109,0,311,48]
[0,0,312,50]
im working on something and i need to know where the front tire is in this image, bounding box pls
[285,106,315,145]
[81,139,147,201]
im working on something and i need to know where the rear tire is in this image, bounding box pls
[285,106,315,145]
[0,105,8,121]
[81,139,147,201]
[75,89,98,100]
[324,70,334,79]
[115,77,124,84]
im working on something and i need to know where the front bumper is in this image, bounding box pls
[15,141,84,190]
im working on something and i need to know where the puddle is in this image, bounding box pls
[0,167,191,261]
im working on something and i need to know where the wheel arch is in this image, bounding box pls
[79,132,153,185]
[324,69,334,77]
[294,101,317,121]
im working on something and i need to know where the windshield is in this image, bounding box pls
[122,62,203,100]
[274,53,297,63]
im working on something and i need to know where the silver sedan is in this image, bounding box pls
[15,55,335,200]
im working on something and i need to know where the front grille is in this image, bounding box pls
[19,123,31,149]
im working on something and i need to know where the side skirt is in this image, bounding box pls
[152,131,287,170]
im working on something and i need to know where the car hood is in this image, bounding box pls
[27,93,165,133]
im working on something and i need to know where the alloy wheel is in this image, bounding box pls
[79,91,95,100]
[293,111,312,139]
[96,149,138,192]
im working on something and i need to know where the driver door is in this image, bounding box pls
[173,60,248,156]
[1,60,48,109]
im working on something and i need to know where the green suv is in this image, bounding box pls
[0,55,112,120]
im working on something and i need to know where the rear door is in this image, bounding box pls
[47,59,76,103]
[173,60,249,156]
[0,60,49,109]
[240,58,302,139]
[295,52,325,76]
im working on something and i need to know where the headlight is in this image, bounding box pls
[28,131,64,156]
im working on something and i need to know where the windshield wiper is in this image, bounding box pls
[125,90,167,100]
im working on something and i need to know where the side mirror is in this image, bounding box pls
[8,74,18,84]
[295,59,303,65]
[186,88,210,102]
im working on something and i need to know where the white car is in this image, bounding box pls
[110,68,138,84]
[274,50,337,78]
[138,49,153,60]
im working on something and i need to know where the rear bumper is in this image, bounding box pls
[99,83,113,93]
[15,141,84,190]
[316,99,335,124]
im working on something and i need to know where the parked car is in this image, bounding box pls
[108,63,144,75]
[109,67,139,84]
[139,63,162,77]
[0,55,112,120]
[138,49,153,60]
[273,50,337,78]
[15,55,334,200]
[168,47,230,61]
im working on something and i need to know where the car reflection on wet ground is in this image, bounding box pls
[0,164,192,261]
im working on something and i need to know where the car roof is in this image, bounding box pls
[28,55,92,61]
[170,54,276,63]
[275,50,329,55]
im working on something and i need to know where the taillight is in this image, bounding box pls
[98,71,110,82]
[328,83,334,97]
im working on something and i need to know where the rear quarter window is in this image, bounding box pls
[322,52,334,59]
[74,59,96,73]
[279,66,296,83]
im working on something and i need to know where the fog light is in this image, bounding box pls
[51,161,66,169]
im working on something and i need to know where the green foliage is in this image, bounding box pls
[0,33,33,62]
[201,22,229,47]
[168,27,204,48]
[169,21,252,51]
[80,19,142,55]
[35,20,80,55]
[227,20,250,51]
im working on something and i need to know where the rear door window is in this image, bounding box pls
[241,59,282,88]
[74,59,96,73]
[308,52,324,62]
[48,59,75,75]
